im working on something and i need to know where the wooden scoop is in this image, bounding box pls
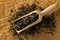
[13,2,58,34]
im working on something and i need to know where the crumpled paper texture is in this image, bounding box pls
[0,0,60,40]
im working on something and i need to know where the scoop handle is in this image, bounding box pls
[41,2,58,16]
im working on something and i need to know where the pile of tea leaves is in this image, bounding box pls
[9,3,56,36]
